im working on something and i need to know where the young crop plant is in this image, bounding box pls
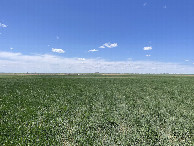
[0,75,194,145]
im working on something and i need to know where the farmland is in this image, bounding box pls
[0,75,194,145]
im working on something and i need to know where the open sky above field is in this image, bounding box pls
[0,0,194,73]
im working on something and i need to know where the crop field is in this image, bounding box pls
[0,75,194,145]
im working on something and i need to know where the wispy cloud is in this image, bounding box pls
[0,51,194,74]
[78,58,85,61]
[163,5,167,9]
[143,2,147,7]
[146,54,151,57]
[10,47,14,50]
[99,42,118,48]
[52,48,65,53]
[0,23,8,28]
[88,49,98,52]
[143,46,152,50]
[99,45,105,49]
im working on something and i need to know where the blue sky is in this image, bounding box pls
[0,0,194,73]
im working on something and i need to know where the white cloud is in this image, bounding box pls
[0,52,22,58]
[52,48,65,53]
[10,47,14,50]
[88,49,98,52]
[146,55,151,57]
[185,60,189,62]
[0,23,8,28]
[104,43,118,48]
[99,46,105,48]
[143,46,152,50]
[0,51,194,74]
[99,42,118,48]
[78,58,85,61]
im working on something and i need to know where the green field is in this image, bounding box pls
[0,75,194,145]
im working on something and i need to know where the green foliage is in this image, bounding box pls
[0,75,194,145]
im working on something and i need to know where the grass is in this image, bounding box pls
[0,75,194,145]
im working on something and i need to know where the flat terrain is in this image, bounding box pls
[0,75,194,145]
